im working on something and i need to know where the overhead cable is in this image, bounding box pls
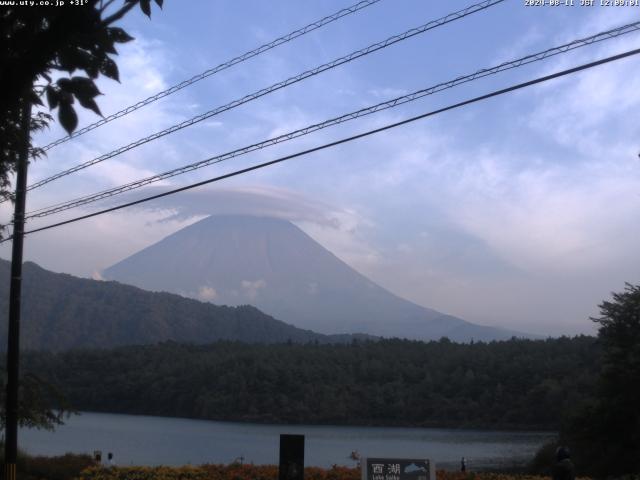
[6,46,638,242]
[24,21,640,220]
[25,0,505,193]
[40,0,385,152]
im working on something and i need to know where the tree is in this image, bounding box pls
[1,0,164,437]
[563,283,640,476]
[0,0,163,205]
[590,283,640,474]
[0,373,74,431]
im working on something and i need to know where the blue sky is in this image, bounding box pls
[2,0,639,335]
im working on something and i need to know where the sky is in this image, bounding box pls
[1,0,640,336]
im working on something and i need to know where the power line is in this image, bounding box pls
[39,0,384,152]
[25,0,505,193]
[7,46,638,242]
[24,21,640,220]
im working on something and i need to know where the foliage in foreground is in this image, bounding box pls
[0,442,612,480]
[75,464,593,480]
[0,444,95,480]
[561,284,640,477]
[0,448,605,480]
[20,453,96,480]
[0,372,75,431]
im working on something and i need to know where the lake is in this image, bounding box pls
[19,412,555,470]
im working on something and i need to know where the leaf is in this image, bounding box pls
[108,27,135,43]
[85,61,100,79]
[70,76,101,98]
[30,91,44,107]
[31,112,52,133]
[46,86,59,109]
[103,41,118,55]
[99,58,119,82]
[70,77,103,117]
[60,48,94,72]
[56,78,72,92]
[77,96,102,117]
[140,0,151,17]
[57,49,78,73]
[58,101,78,134]
[59,90,74,105]
[92,29,117,55]
[154,0,163,7]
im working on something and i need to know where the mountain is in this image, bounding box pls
[104,215,528,341]
[0,259,361,351]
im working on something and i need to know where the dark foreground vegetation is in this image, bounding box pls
[0,451,577,480]
[22,336,598,430]
[0,444,95,480]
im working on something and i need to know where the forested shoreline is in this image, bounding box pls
[21,336,599,431]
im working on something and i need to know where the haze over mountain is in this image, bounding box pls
[0,259,360,351]
[104,215,530,341]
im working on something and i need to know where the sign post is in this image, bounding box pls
[279,434,304,480]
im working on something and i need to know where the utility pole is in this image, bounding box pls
[4,98,32,480]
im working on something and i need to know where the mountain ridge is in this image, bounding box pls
[0,258,369,351]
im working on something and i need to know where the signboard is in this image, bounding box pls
[279,434,304,480]
[362,458,435,480]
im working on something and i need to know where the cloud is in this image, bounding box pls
[241,279,266,300]
[197,286,218,302]
[3,182,381,288]
[448,153,640,273]
[296,208,380,270]
[0,207,198,279]
[92,271,105,281]
[120,184,383,272]
[25,33,190,210]
[368,87,409,99]
[451,18,640,274]
[526,40,640,160]
[118,184,346,226]
[278,85,640,336]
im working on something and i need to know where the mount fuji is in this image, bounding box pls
[104,215,529,342]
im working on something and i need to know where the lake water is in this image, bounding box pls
[19,412,555,470]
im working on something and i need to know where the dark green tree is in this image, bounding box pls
[591,283,640,474]
[1,0,164,431]
[563,283,640,477]
[0,0,163,205]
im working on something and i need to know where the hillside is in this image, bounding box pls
[0,259,355,351]
[104,215,530,341]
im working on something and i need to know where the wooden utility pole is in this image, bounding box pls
[4,98,32,480]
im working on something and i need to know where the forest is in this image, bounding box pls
[20,336,599,430]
